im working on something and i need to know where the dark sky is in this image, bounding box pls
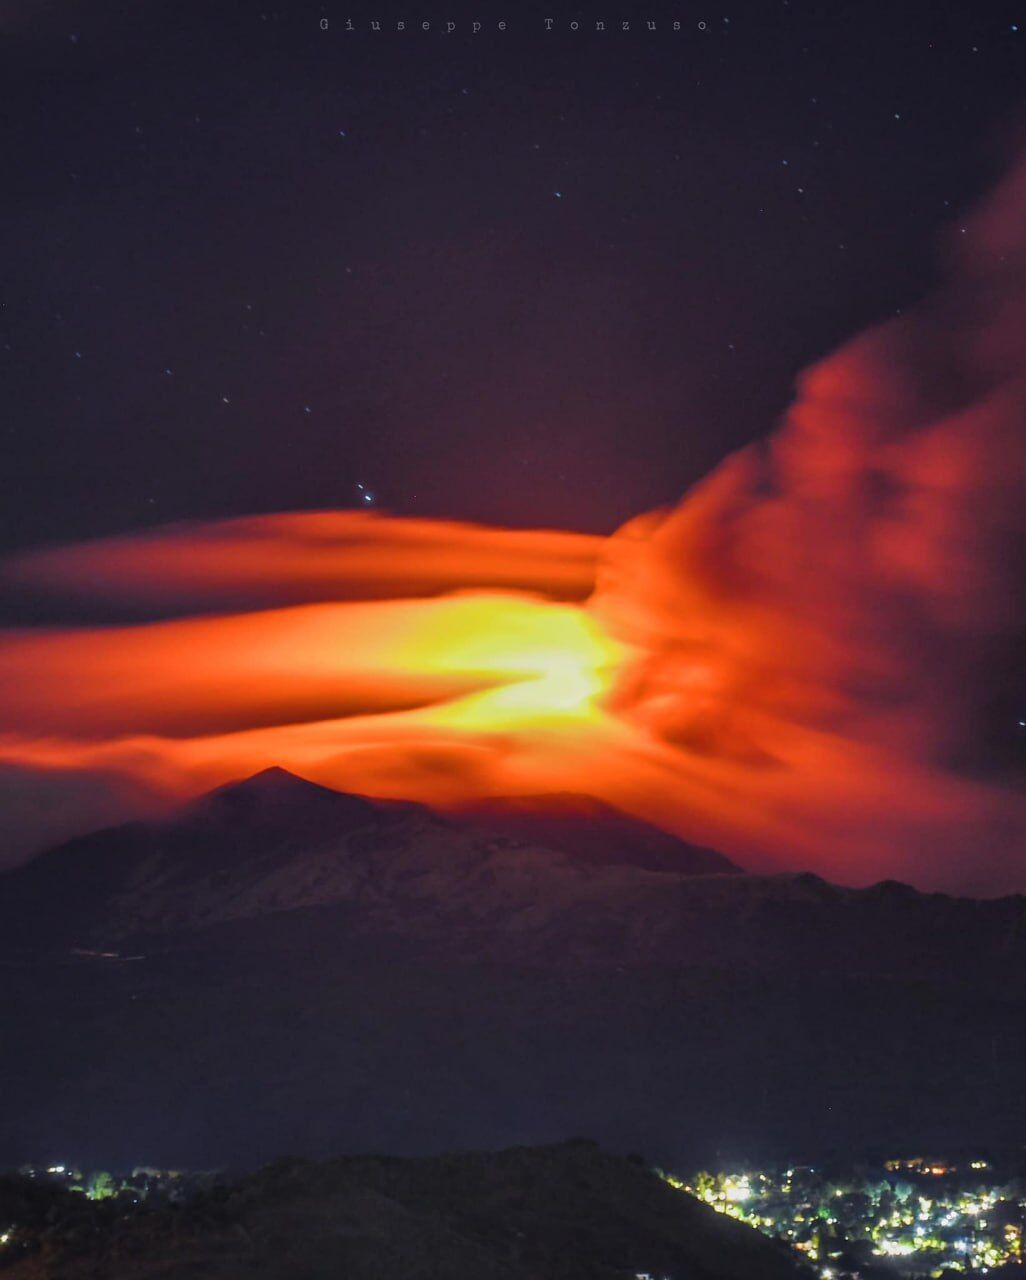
[3,0,1025,554]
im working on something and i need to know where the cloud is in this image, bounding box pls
[590,153,1026,893]
[0,587,627,864]
[3,161,1026,893]
[3,511,601,622]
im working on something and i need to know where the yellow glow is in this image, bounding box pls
[406,594,627,729]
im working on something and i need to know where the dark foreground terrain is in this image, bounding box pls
[0,1142,808,1280]
[2,770,1026,1171]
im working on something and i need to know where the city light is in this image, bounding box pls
[667,1157,1026,1278]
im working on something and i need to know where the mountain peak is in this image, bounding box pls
[0,770,748,959]
[179,768,382,848]
[205,766,330,800]
[184,766,375,818]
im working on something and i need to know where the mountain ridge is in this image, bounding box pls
[0,767,744,957]
[3,767,1025,976]
[4,767,1026,1171]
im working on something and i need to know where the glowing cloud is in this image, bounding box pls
[591,152,1026,893]
[4,511,601,615]
[3,157,1026,892]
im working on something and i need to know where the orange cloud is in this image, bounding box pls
[3,159,1026,894]
[590,154,1026,893]
[0,587,632,825]
[4,511,601,616]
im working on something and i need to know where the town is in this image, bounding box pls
[5,1154,1026,1277]
[670,1156,1026,1278]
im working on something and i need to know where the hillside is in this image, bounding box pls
[450,792,737,876]
[0,1142,810,1280]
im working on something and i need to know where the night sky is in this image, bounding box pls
[3,1,1026,893]
[4,0,1025,552]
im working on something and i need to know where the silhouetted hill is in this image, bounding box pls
[0,1142,810,1280]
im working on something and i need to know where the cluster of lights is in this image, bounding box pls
[668,1158,1026,1279]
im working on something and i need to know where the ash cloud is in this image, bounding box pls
[592,154,1026,893]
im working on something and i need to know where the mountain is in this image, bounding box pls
[451,791,738,876]
[0,1142,810,1280]
[2,768,1021,977]
[2,768,1026,1173]
[0,768,741,958]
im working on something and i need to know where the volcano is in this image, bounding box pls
[1,768,1025,1172]
[0,768,738,951]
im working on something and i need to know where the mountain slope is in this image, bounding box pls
[452,791,738,875]
[3,769,1026,1172]
[0,768,741,958]
[3,768,1024,978]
